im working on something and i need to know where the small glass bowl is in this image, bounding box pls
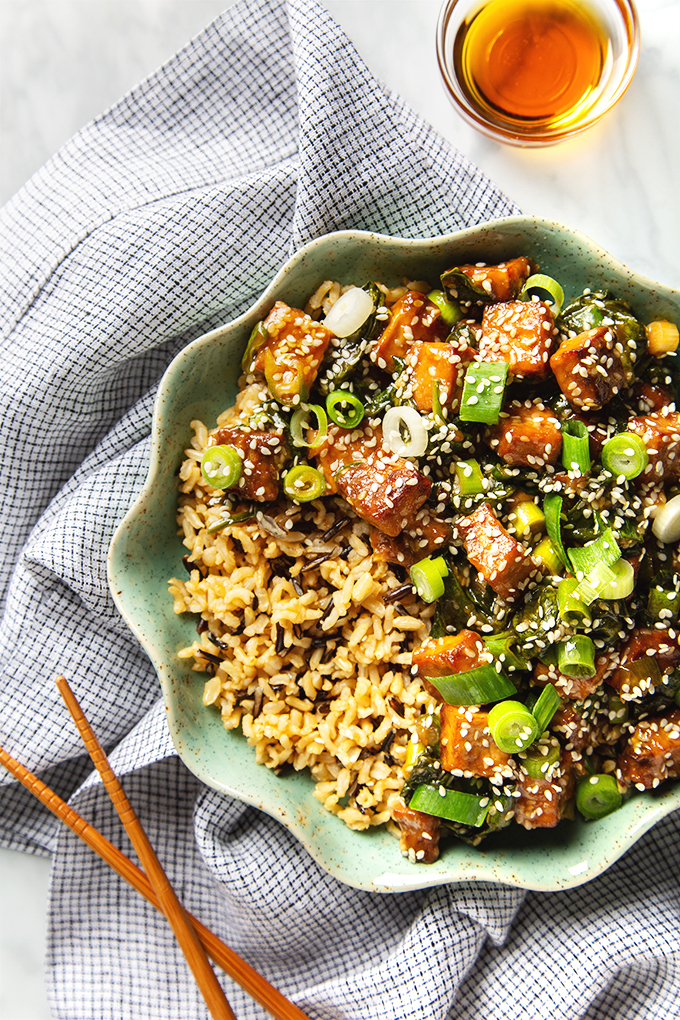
[436,0,640,146]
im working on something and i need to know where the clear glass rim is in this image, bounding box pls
[436,0,641,146]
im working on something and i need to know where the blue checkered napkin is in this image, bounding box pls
[1,0,677,1017]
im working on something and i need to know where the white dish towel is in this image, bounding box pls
[0,0,678,1017]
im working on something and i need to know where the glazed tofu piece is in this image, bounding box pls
[441,256,536,304]
[212,426,288,501]
[440,705,515,782]
[249,301,333,404]
[369,509,451,567]
[550,325,634,410]
[617,708,680,789]
[627,409,680,482]
[532,652,616,701]
[456,503,537,602]
[485,399,563,468]
[402,340,474,413]
[514,751,576,829]
[413,629,491,680]
[608,627,680,700]
[313,424,431,537]
[392,799,441,863]
[372,291,449,372]
[478,300,556,379]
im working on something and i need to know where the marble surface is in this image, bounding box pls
[0,0,678,1017]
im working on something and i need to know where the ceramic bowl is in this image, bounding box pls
[108,216,680,893]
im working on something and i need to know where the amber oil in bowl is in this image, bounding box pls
[437,0,640,145]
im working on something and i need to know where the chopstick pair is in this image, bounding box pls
[0,676,311,1020]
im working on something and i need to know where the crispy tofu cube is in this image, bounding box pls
[413,630,490,680]
[628,409,680,482]
[402,340,474,412]
[370,510,452,567]
[440,705,515,780]
[251,301,333,404]
[514,751,575,829]
[485,399,562,467]
[372,292,449,372]
[313,424,431,536]
[617,708,680,789]
[213,426,288,501]
[456,503,537,602]
[608,627,680,699]
[478,300,556,379]
[550,325,634,410]
[391,799,441,863]
[442,256,536,304]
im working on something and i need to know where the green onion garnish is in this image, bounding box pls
[573,560,617,606]
[206,510,255,534]
[520,736,561,779]
[646,585,680,622]
[531,683,560,733]
[290,403,328,449]
[518,273,565,315]
[454,458,485,496]
[459,361,508,424]
[325,390,365,429]
[488,700,540,753]
[568,527,621,579]
[557,635,596,679]
[282,465,326,502]
[408,785,489,827]
[562,419,591,474]
[557,577,592,624]
[427,664,517,706]
[409,555,449,603]
[543,493,570,570]
[426,289,463,327]
[200,445,243,489]
[601,432,649,480]
[483,631,530,672]
[603,557,635,599]
[576,774,622,819]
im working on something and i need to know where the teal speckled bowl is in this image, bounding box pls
[108,216,680,892]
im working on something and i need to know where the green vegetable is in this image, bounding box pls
[200,445,243,489]
[562,419,591,474]
[206,510,256,534]
[573,560,617,606]
[317,282,382,394]
[557,577,592,625]
[557,290,644,373]
[326,390,365,429]
[410,555,449,603]
[557,635,597,679]
[488,700,540,753]
[519,273,565,315]
[576,774,622,819]
[568,528,621,579]
[531,683,561,733]
[459,361,508,424]
[454,459,486,496]
[428,664,517,706]
[543,494,570,570]
[282,465,326,502]
[427,289,463,327]
[601,432,649,480]
[483,631,530,672]
[408,785,489,827]
[290,403,328,449]
[241,320,268,372]
[519,736,561,779]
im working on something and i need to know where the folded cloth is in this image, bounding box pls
[0,0,678,1018]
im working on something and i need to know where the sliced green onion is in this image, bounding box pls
[557,577,592,625]
[543,493,570,570]
[431,379,445,423]
[241,320,268,371]
[520,736,561,779]
[454,458,485,496]
[488,700,539,753]
[531,683,561,733]
[518,273,565,315]
[326,390,365,429]
[382,405,428,457]
[206,510,255,534]
[404,739,426,771]
[562,419,591,474]
[573,560,616,606]
[532,536,564,576]
[282,465,326,502]
[652,493,680,544]
[568,527,621,579]
[646,585,680,622]
[509,500,545,537]
[322,286,374,337]
[290,403,328,449]
[410,555,449,603]
[427,289,463,328]
[557,635,596,680]
[601,432,649,480]
[576,774,622,819]
[483,631,530,672]
[200,445,243,489]
[428,664,517,706]
[602,557,635,599]
[459,361,508,424]
[607,691,628,724]
[408,785,489,827]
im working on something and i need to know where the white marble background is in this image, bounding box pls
[0,1,678,1017]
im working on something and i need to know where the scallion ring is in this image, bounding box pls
[409,555,449,603]
[652,493,680,544]
[382,405,428,457]
[576,774,622,820]
[603,557,635,599]
[459,361,508,424]
[322,286,374,337]
[601,432,649,480]
[562,419,591,474]
[520,737,561,780]
[557,635,596,680]
[290,403,328,449]
[326,390,365,429]
[488,700,540,754]
[282,465,326,502]
[519,273,565,316]
[200,445,243,489]
[426,289,462,327]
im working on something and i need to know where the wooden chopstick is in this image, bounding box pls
[55,676,236,1020]
[0,741,311,1020]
